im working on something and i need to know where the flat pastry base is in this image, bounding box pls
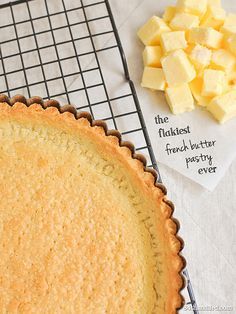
[0,96,185,313]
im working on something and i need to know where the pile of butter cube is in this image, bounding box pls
[138,0,236,123]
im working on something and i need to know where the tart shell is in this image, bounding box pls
[0,94,186,313]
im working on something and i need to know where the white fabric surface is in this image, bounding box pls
[109,0,236,312]
[0,0,235,311]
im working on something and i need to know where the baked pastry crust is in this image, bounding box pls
[0,94,185,313]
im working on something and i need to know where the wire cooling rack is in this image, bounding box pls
[0,0,198,312]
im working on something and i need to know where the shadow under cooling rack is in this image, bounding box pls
[0,0,198,312]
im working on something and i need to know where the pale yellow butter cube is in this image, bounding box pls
[165,84,195,114]
[189,77,212,106]
[189,44,212,71]
[177,0,207,16]
[208,0,221,7]
[226,34,236,56]
[170,13,200,30]
[161,49,196,86]
[211,49,235,73]
[160,31,187,53]
[143,46,162,67]
[198,96,212,107]
[202,69,225,96]
[163,6,176,23]
[185,43,195,55]
[221,14,236,36]
[188,27,223,48]
[227,71,236,91]
[137,16,171,46]
[141,67,166,91]
[207,90,236,123]
[200,5,226,29]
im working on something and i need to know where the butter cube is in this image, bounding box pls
[200,5,226,29]
[141,67,166,91]
[143,46,162,67]
[185,43,195,54]
[198,96,212,107]
[177,0,207,16]
[160,31,187,53]
[227,71,236,91]
[226,34,236,56]
[188,27,223,48]
[161,49,196,86]
[163,6,176,23]
[202,69,225,96]
[221,14,236,36]
[208,0,221,7]
[211,49,235,73]
[207,90,236,123]
[165,84,195,114]
[137,16,171,46]
[189,44,212,71]
[189,77,212,106]
[170,13,199,30]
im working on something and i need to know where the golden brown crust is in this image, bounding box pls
[0,94,185,313]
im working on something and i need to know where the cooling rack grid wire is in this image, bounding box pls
[0,0,198,312]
